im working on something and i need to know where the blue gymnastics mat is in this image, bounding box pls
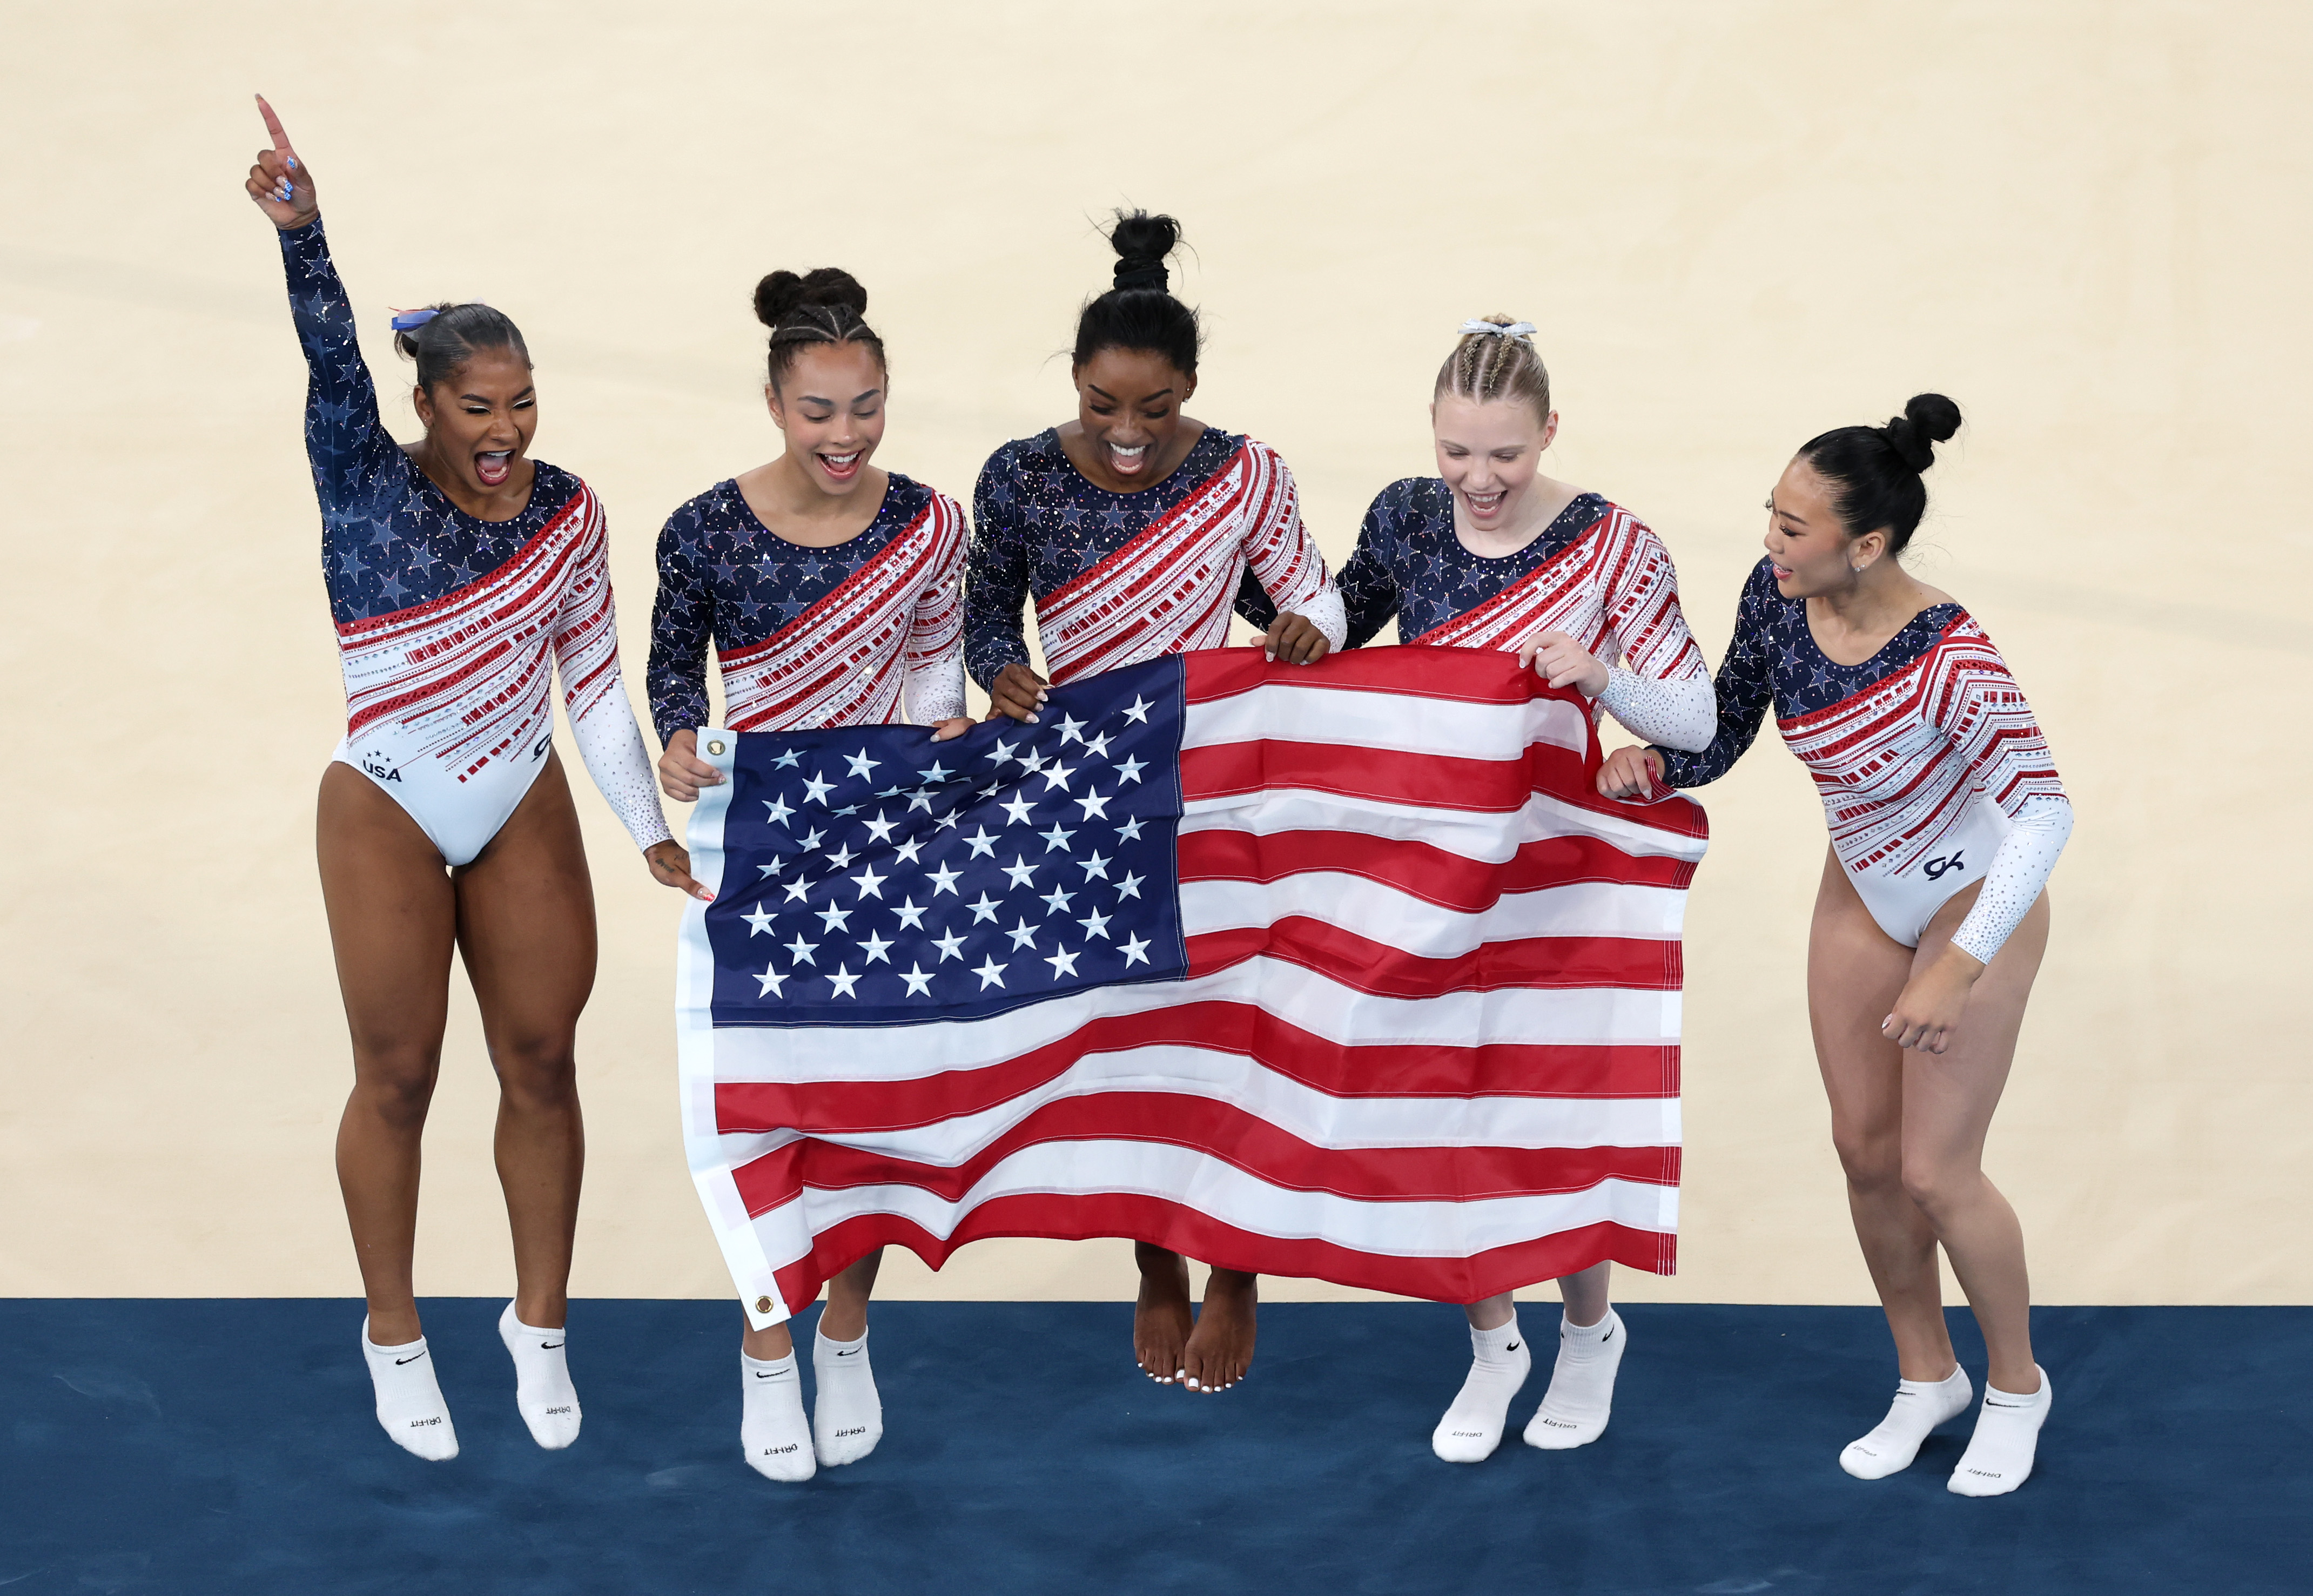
[1,1300,2303,1594]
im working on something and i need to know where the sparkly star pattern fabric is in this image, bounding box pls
[646,473,951,739]
[281,220,583,628]
[1333,479,1610,647]
[703,659,1186,1025]
[1658,557,1965,785]
[277,218,672,857]
[1250,479,1715,752]
[961,427,1273,686]
[1660,557,2069,962]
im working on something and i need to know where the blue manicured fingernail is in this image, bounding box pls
[287,156,298,169]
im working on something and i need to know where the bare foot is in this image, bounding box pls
[1182,1267,1258,1392]
[1133,1242,1193,1384]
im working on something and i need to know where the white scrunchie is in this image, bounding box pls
[1458,319,1536,338]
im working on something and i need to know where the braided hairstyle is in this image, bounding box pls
[1073,210,1202,375]
[1798,394,1964,555]
[755,267,885,391]
[392,303,530,393]
[1435,314,1549,424]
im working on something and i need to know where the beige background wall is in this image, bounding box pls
[1,2,2304,1307]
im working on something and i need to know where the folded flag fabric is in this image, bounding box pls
[675,646,1709,1326]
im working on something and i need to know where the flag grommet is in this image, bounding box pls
[754,1295,773,1315]
[708,739,727,756]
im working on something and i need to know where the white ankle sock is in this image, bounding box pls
[497,1302,581,1450]
[741,1351,816,1482]
[812,1327,884,1467]
[1431,1312,1532,1463]
[1523,1308,1626,1450]
[362,1318,458,1462]
[1840,1366,1972,1479]
[1948,1366,2052,1497]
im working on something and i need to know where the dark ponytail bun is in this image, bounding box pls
[754,267,883,390]
[392,301,531,395]
[1108,211,1180,292]
[1878,392,1962,474]
[1798,393,1964,556]
[1073,209,1201,375]
[754,267,870,329]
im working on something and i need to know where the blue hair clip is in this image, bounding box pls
[388,308,440,334]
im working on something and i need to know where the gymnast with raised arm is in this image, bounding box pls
[246,98,698,1462]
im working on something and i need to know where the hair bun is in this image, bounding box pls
[1880,392,1962,473]
[754,267,869,329]
[1106,209,1181,293]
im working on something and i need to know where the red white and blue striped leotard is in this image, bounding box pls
[962,427,1344,688]
[1659,558,2071,959]
[279,220,671,866]
[1252,478,1717,752]
[645,473,966,738]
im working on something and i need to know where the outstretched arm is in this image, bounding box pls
[248,97,396,521]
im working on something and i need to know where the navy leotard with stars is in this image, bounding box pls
[962,427,1269,686]
[1250,478,1611,644]
[646,473,936,740]
[1658,556,1964,786]
[280,220,584,627]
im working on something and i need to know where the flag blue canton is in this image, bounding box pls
[704,656,1189,1026]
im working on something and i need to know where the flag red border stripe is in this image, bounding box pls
[769,1202,1674,1314]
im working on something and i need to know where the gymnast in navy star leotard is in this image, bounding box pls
[645,262,970,1486]
[1603,396,2070,1496]
[249,99,690,1467]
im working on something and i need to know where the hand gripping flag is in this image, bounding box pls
[676,647,1708,1327]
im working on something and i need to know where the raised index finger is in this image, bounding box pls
[255,95,294,154]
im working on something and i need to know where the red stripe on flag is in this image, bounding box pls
[1180,739,1593,813]
[715,1001,1678,1136]
[769,1203,1674,1316]
[1186,920,1683,995]
[1184,645,1579,709]
[1177,827,1697,903]
[727,1103,1677,1215]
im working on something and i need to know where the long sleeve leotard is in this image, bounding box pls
[1659,558,2071,962]
[961,427,1347,688]
[281,218,670,865]
[646,473,966,738]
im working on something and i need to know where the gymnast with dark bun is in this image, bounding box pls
[961,211,1348,1395]
[1604,397,2071,1495]
[648,264,971,1483]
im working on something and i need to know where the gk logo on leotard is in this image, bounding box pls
[1922,850,1967,881]
[532,735,553,761]
[360,758,402,784]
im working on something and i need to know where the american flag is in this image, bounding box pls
[675,647,1709,1326]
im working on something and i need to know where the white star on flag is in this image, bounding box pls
[743,903,776,936]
